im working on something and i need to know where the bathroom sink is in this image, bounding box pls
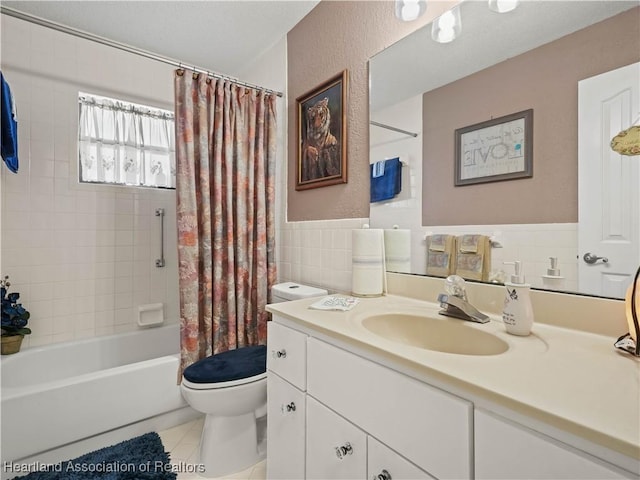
[362,313,509,356]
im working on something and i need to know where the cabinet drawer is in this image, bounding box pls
[267,373,306,480]
[475,409,629,479]
[267,321,307,389]
[307,338,472,479]
[306,396,367,480]
[368,436,434,480]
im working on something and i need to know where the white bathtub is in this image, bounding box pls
[1,324,191,463]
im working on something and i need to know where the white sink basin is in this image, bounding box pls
[362,313,509,356]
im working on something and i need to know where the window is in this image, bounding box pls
[78,93,175,189]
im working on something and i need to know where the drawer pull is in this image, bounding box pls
[374,469,392,480]
[335,442,353,459]
[272,349,287,358]
[281,402,296,414]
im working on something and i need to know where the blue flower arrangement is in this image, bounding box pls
[1,275,31,337]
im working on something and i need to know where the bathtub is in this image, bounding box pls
[1,324,192,463]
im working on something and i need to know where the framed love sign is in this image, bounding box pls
[454,109,533,186]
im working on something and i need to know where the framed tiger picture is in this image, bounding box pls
[296,70,348,190]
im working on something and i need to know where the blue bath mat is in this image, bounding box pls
[10,432,176,479]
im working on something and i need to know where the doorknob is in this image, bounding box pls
[583,253,609,264]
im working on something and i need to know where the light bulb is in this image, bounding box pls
[431,6,462,43]
[488,0,520,13]
[395,0,427,22]
[439,10,455,29]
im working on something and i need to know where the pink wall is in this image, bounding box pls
[287,1,455,221]
[422,8,640,226]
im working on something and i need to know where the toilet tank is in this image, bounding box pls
[271,282,327,303]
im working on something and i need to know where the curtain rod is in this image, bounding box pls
[0,6,284,98]
[370,121,418,138]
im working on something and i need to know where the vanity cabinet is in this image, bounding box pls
[267,318,466,480]
[307,337,472,479]
[266,372,306,479]
[266,321,308,479]
[306,396,367,479]
[368,436,434,480]
[267,317,632,480]
[475,409,629,479]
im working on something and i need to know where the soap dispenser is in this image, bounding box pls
[502,261,534,336]
[542,256,565,291]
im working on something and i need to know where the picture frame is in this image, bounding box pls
[296,70,348,190]
[454,109,533,186]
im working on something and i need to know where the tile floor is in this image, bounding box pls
[158,417,266,480]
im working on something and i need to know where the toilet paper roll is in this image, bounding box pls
[384,228,411,273]
[352,228,386,297]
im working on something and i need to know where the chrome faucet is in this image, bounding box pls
[437,275,489,324]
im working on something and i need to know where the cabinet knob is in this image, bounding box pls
[272,349,287,358]
[281,402,296,414]
[374,469,392,480]
[335,442,353,459]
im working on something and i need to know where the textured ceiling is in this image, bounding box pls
[1,0,320,76]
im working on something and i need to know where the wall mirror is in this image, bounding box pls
[369,0,639,299]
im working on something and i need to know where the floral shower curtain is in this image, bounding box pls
[174,70,277,375]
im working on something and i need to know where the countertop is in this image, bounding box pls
[266,293,640,470]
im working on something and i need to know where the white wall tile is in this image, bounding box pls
[1,13,283,347]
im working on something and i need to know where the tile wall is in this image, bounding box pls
[277,218,370,295]
[0,14,179,347]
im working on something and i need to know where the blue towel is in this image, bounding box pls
[1,72,19,173]
[370,157,402,203]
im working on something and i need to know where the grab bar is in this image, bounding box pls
[155,208,165,268]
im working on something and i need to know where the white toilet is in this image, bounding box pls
[270,281,327,304]
[180,282,326,478]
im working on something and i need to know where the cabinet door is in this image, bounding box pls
[306,396,367,480]
[368,436,434,480]
[267,321,307,390]
[267,373,306,480]
[475,409,629,479]
[307,338,472,479]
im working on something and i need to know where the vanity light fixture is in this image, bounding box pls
[488,0,520,14]
[611,122,640,356]
[431,6,462,44]
[395,0,427,22]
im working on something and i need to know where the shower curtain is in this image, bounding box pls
[174,70,277,375]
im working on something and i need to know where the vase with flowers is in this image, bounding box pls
[1,275,31,354]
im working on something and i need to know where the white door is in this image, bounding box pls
[578,62,640,298]
[306,396,367,480]
[475,409,628,479]
[266,373,306,480]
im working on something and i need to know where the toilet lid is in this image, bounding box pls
[183,344,267,385]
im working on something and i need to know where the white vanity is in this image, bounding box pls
[265,274,639,479]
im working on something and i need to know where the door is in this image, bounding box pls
[306,396,367,480]
[578,62,640,297]
[266,373,306,480]
[475,409,628,479]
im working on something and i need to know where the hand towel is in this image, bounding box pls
[309,296,360,311]
[1,72,19,173]
[456,234,491,281]
[459,234,481,253]
[370,157,402,203]
[426,234,457,277]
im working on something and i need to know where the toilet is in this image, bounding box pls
[180,282,326,478]
[271,281,328,304]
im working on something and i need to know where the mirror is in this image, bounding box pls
[369,0,639,299]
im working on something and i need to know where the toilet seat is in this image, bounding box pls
[182,344,267,390]
[182,371,267,390]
